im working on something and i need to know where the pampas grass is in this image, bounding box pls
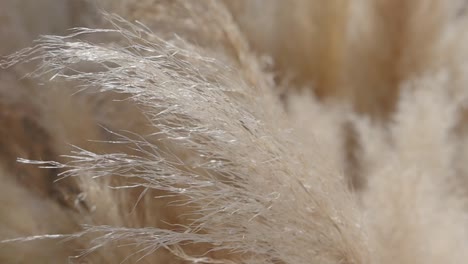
[2,0,468,263]
[3,12,368,263]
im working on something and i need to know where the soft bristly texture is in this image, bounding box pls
[3,14,368,263]
[2,0,468,264]
[357,73,468,264]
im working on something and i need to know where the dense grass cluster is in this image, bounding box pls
[1,1,468,263]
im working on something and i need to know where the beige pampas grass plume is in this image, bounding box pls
[1,6,369,264]
[5,1,468,263]
[356,73,468,264]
